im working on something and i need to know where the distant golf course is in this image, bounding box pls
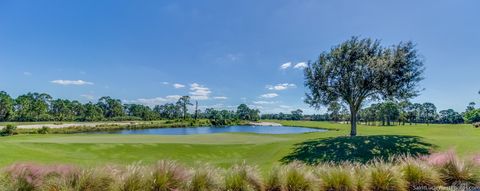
[0,120,478,172]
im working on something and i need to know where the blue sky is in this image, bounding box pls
[0,0,479,114]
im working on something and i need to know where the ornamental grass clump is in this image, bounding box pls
[4,163,78,191]
[187,165,222,191]
[400,157,443,191]
[224,163,263,191]
[116,163,149,191]
[149,160,190,191]
[282,162,316,191]
[264,166,282,191]
[368,161,407,191]
[437,156,479,187]
[76,168,116,191]
[317,163,356,191]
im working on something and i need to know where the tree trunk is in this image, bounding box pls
[350,110,357,136]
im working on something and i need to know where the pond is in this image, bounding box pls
[93,125,326,135]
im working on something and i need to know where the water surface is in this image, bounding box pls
[95,125,326,135]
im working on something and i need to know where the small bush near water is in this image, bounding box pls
[1,151,480,191]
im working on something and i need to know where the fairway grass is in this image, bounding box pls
[0,120,479,172]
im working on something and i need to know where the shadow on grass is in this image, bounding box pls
[281,135,436,164]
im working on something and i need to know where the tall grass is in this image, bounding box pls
[149,160,190,191]
[282,162,316,191]
[187,165,222,191]
[0,152,479,191]
[224,163,263,191]
[400,157,443,190]
[368,161,407,191]
[317,164,355,191]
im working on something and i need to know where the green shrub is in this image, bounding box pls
[37,126,50,134]
[1,124,16,136]
[368,161,406,191]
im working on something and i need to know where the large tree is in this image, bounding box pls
[0,91,14,121]
[176,96,193,120]
[97,96,124,118]
[304,37,424,136]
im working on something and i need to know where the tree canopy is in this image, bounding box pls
[304,37,424,136]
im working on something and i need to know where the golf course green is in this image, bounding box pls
[0,120,478,172]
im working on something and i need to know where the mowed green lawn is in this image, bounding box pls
[0,120,479,172]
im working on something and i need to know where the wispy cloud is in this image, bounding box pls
[51,80,94,86]
[162,82,169,85]
[128,95,182,106]
[190,83,211,100]
[80,94,95,100]
[23,72,32,76]
[293,62,307,69]
[253,101,277,104]
[266,83,296,91]
[213,96,228,100]
[260,93,279,98]
[280,62,292,70]
[173,83,185,89]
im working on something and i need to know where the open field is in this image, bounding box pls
[0,120,479,172]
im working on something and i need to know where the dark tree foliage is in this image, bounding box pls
[304,37,424,136]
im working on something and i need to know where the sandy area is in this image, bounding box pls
[0,122,138,129]
[248,122,283,126]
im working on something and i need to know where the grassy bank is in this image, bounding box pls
[0,121,479,172]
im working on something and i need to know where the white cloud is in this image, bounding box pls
[293,62,307,69]
[280,62,292,70]
[129,95,181,106]
[266,83,296,91]
[190,83,211,100]
[253,101,277,105]
[80,94,95,100]
[23,72,32,76]
[260,93,278,99]
[162,82,169,85]
[166,95,182,100]
[51,80,94,86]
[173,83,185,89]
[213,96,228,100]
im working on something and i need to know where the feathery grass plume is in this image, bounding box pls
[264,166,282,191]
[368,160,407,191]
[0,173,14,191]
[437,156,479,187]
[423,150,456,166]
[76,168,116,191]
[317,163,355,191]
[282,162,316,191]
[149,160,190,191]
[4,163,78,191]
[400,156,443,191]
[116,163,149,191]
[224,162,264,191]
[352,163,368,191]
[187,164,222,191]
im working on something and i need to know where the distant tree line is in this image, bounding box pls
[261,97,480,125]
[0,91,260,124]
